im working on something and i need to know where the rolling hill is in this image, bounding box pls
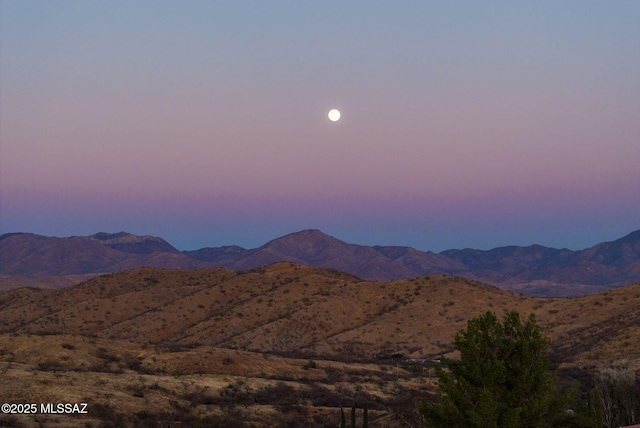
[1,264,639,427]
[2,229,639,296]
[1,263,639,367]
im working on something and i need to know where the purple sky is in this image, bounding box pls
[1,1,639,252]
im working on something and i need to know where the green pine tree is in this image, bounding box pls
[420,310,575,428]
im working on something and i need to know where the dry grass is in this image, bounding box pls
[1,263,639,426]
[0,334,430,427]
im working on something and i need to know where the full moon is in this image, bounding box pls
[328,109,341,122]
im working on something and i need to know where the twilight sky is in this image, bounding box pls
[1,1,639,252]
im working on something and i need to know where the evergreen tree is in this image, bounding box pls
[420,310,574,427]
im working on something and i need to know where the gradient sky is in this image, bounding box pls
[1,1,639,252]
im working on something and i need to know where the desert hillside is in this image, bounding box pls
[1,263,639,366]
[1,264,639,427]
[3,229,640,296]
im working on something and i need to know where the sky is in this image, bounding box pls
[1,1,639,252]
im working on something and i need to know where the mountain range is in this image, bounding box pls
[1,229,639,296]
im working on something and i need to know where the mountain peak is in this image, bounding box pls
[91,231,133,241]
[256,229,353,264]
[281,229,332,239]
[263,229,344,248]
[89,232,179,254]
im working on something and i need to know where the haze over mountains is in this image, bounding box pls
[1,229,639,297]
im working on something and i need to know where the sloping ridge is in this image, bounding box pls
[573,230,640,266]
[0,233,128,275]
[89,231,180,255]
[0,232,208,275]
[1,229,639,296]
[225,229,465,281]
[0,265,639,367]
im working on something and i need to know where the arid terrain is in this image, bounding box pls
[1,263,639,426]
[2,229,640,296]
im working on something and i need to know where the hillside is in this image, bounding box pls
[2,229,640,296]
[1,263,639,366]
[0,232,211,276]
[1,264,639,427]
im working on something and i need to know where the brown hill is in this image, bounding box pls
[1,263,638,369]
[1,264,639,427]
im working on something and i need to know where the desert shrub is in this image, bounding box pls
[593,368,640,428]
[92,403,127,428]
[169,399,191,414]
[324,366,344,383]
[126,383,146,398]
[218,380,253,405]
[0,415,27,428]
[95,348,120,363]
[133,410,200,427]
[197,408,245,428]
[88,360,123,374]
[183,389,217,406]
[37,359,64,371]
[302,384,343,408]
[253,382,299,406]
[388,386,427,426]
[278,405,312,427]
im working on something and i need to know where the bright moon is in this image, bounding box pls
[328,109,341,122]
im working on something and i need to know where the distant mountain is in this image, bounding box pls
[89,232,180,255]
[185,245,247,263]
[185,230,465,279]
[1,229,639,296]
[228,229,432,278]
[0,232,209,276]
[449,231,640,286]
